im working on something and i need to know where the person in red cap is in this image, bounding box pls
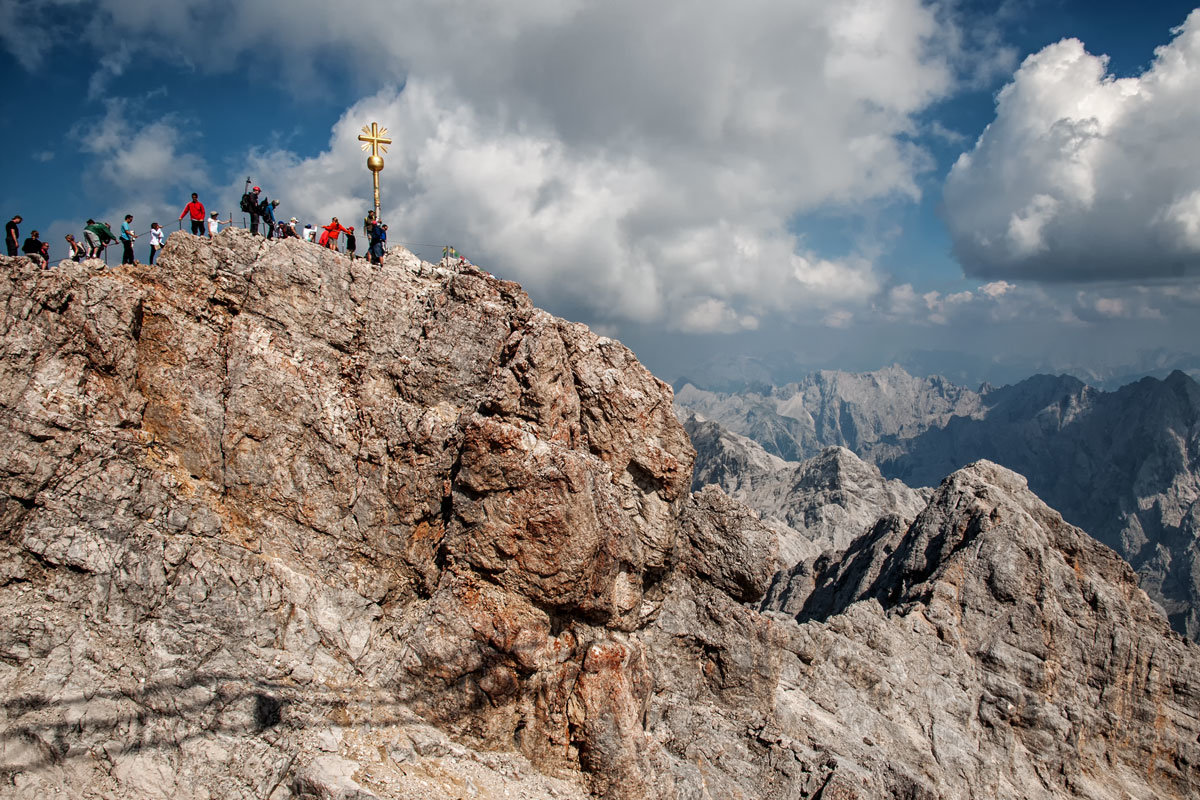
[179,193,205,235]
[345,226,357,260]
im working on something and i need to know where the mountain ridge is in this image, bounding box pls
[679,364,1200,642]
[1,238,1198,798]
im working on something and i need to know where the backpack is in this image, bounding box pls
[240,192,256,213]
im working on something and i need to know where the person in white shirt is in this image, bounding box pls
[208,211,232,238]
[148,223,165,265]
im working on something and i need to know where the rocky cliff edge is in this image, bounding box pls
[0,236,1197,799]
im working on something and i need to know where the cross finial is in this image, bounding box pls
[358,122,392,158]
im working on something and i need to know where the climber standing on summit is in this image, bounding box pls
[179,193,206,236]
[259,196,280,240]
[318,217,349,250]
[241,186,263,235]
[5,215,21,257]
[120,214,137,265]
[368,221,386,265]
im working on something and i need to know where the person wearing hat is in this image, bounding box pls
[148,223,165,264]
[279,217,299,239]
[344,226,357,260]
[207,210,232,237]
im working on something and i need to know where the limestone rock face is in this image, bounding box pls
[685,414,930,561]
[1,238,1199,800]
[0,234,691,799]
[759,461,1200,800]
[648,460,1200,799]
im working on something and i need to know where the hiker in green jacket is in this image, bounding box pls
[85,221,116,260]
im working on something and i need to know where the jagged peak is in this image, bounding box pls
[773,458,1160,632]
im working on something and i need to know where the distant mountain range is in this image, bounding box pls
[678,366,1200,641]
[670,349,1200,394]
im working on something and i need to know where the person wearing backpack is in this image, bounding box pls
[65,234,86,262]
[241,186,262,234]
[259,197,279,239]
[368,221,386,265]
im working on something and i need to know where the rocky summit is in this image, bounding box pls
[1,235,1199,799]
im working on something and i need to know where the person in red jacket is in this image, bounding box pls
[318,217,349,250]
[179,193,206,236]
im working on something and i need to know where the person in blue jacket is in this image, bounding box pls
[369,222,386,265]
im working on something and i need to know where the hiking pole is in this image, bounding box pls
[242,177,252,231]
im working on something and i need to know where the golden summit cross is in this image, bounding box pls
[358,122,392,219]
[358,122,392,159]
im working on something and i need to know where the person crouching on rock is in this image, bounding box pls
[21,230,45,267]
[83,219,99,257]
[85,220,116,259]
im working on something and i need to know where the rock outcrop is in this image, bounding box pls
[1,237,1198,799]
[754,461,1200,799]
[0,234,693,798]
[684,415,929,562]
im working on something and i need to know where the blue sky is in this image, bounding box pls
[3,0,1200,388]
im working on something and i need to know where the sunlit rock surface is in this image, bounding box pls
[1,236,1197,799]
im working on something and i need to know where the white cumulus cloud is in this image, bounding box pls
[20,0,988,332]
[945,9,1200,282]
